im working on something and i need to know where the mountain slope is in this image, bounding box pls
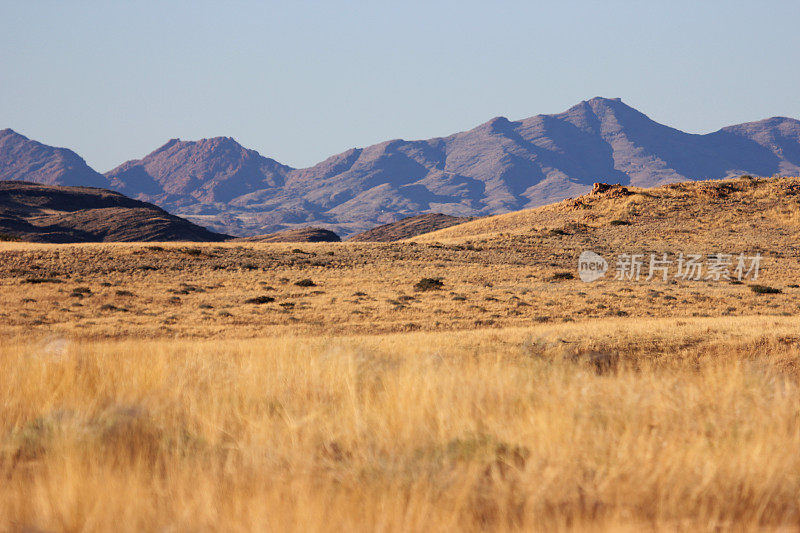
[0,129,110,188]
[0,181,229,243]
[106,136,292,207]
[104,98,800,237]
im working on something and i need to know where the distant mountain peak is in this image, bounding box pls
[0,129,110,188]
[586,96,623,104]
[482,116,514,133]
[568,97,636,117]
[105,133,293,205]
[153,135,247,152]
[154,138,182,152]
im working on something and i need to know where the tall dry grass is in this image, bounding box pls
[2,316,800,531]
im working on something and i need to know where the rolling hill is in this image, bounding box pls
[0,181,229,243]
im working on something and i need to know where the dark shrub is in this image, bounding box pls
[295,279,316,287]
[750,284,781,294]
[415,278,444,291]
[609,220,630,226]
[23,277,62,284]
[245,296,275,304]
[549,272,574,281]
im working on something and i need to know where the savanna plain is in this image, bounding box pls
[3,177,800,531]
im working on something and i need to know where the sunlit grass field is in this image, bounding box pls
[3,316,800,531]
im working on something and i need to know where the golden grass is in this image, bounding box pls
[2,316,800,531]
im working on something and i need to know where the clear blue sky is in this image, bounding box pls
[2,1,799,172]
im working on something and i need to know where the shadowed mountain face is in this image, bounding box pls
[3,98,800,238]
[0,129,110,188]
[0,181,230,243]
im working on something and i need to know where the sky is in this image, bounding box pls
[1,0,799,172]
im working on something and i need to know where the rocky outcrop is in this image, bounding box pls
[589,183,632,197]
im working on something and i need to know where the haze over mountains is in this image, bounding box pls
[2,97,800,237]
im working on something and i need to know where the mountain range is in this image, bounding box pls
[2,97,799,237]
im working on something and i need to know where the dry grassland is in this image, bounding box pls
[2,177,800,531]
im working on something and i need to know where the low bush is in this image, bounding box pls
[244,296,275,304]
[415,278,444,291]
[750,284,781,294]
